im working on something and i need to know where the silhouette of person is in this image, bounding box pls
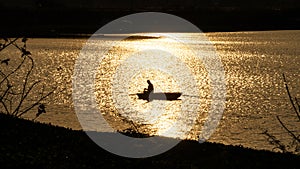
[147,80,154,93]
[144,80,154,94]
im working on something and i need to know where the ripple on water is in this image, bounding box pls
[2,31,300,153]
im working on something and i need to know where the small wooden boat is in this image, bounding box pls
[136,92,182,101]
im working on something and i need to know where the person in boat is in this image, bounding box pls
[144,80,154,94]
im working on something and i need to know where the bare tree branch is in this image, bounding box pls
[0,57,26,86]
[282,73,300,121]
[262,130,287,153]
[0,37,56,119]
[13,56,35,116]
[295,97,300,121]
[264,74,300,154]
[0,38,18,52]
[17,88,56,117]
[0,98,10,114]
[276,116,300,143]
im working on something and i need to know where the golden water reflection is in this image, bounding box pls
[95,34,211,139]
[7,31,299,152]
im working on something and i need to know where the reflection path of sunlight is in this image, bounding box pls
[95,34,211,139]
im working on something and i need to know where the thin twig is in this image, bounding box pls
[13,56,34,116]
[0,38,18,52]
[295,97,300,121]
[0,57,26,86]
[17,88,56,117]
[1,38,55,118]
[262,130,287,153]
[12,81,40,116]
[277,116,300,143]
[0,84,12,102]
[282,73,300,120]
[0,97,10,114]
[0,70,10,86]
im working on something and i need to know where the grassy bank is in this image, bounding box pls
[0,113,299,169]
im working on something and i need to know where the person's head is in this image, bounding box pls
[147,80,151,84]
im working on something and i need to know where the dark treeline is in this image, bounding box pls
[1,0,300,11]
[0,0,299,37]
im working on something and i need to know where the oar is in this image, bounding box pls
[183,95,199,97]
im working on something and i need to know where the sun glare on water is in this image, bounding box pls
[95,33,211,139]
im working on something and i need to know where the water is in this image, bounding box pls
[2,30,300,152]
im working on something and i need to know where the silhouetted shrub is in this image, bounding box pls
[0,37,55,118]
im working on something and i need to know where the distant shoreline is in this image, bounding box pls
[2,29,299,39]
[1,9,299,38]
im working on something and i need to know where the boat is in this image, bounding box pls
[136,92,182,101]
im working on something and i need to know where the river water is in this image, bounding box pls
[2,30,300,153]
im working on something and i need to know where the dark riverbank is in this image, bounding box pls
[0,113,299,169]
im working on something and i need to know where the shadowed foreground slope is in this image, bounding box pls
[0,113,299,169]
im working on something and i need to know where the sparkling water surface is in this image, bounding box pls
[4,30,300,152]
